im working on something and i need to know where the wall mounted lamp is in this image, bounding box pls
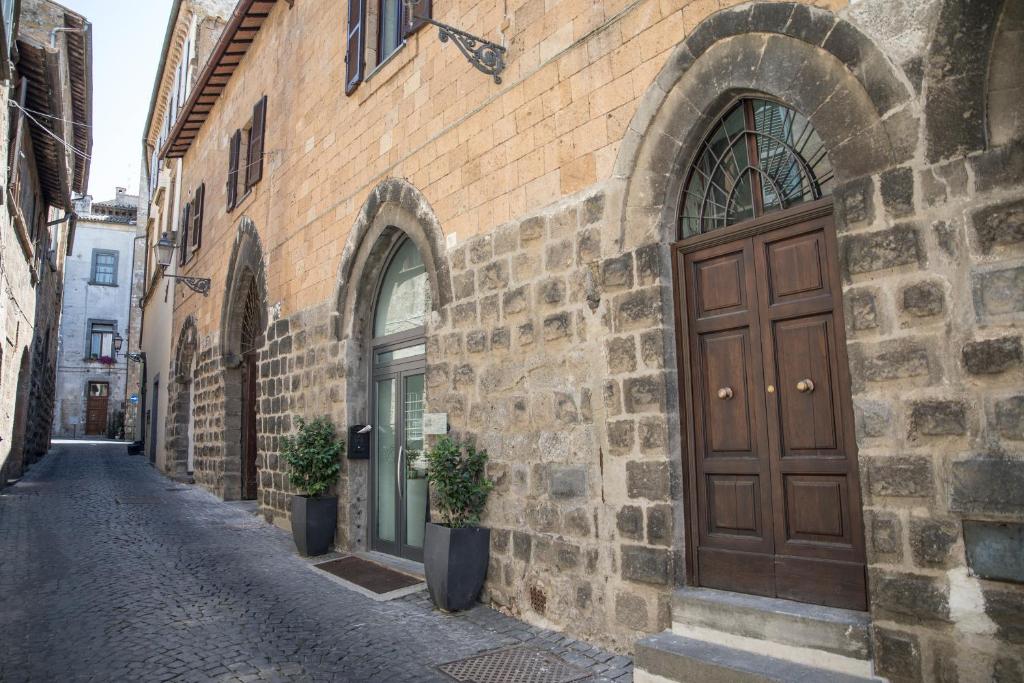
[154,232,212,296]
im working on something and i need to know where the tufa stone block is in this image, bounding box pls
[908,400,968,437]
[621,545,672,585]
[902,281,945,318]
[617,505,643,540]
[962,336,1023,375]
[871,570,950,623]
[880,167,915,218]
[973,266,1024,318]
[842,224,923,277]
[626,461,671,500]
[951,456,1024,514]
[868,456,934,497]
[873,627,922,683]
[909,517,960,567]
[995,396,1024,440]
[973,198,1024,254]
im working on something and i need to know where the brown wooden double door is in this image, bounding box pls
[677,210,867,610]
[86,382,109,436]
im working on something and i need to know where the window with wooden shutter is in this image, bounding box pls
[227,129,241,210]
[246,96,267,189]
[344,0,366,95]
[191,183,205,251]
[403,0,430,37]
[179,201,191,266]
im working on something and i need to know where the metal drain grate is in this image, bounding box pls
[438,646,591,683]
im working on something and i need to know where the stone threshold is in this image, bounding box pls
[670,587,873,678]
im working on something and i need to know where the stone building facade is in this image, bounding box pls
[0,0,91,481]
[52,191,139,439]
[136,0,234,468]
[150,0,1021,679]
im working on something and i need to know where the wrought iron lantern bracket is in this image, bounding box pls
[162,273,212,297]
[405,1,506,83]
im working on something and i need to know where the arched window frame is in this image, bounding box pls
[679,97,835,239]
[370,235,431,359]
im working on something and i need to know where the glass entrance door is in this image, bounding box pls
[371,345,427,561]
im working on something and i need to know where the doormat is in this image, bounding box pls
[314,556,422,594]
[438,646,591,683]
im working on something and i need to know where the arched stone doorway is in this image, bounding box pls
[220,218,268,501]
[169,317,198,476]
[673,96,864,610]
[617,3,914,612]
[334,178,452,555]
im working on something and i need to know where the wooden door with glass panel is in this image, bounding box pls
[86,381,109,435]
[676,98,866,610]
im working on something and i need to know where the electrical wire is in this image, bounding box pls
[6,101,96,129]
[10,101,92,162]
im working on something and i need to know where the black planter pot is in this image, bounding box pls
[424,522,490,612]
[290,495,338,556]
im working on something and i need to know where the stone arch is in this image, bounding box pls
[986,0,1023,147]
[330,177,450,550]
[219,216,269,500]
[617,2,913,249]
[922,0,1007,161]
[166,316,198,476]
[220,216,269,360]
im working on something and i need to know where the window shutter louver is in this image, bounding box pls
[403,0,431,37]
[246,96,267,188]
[227,129,241,210]
[344,0,366,96]
[179,201,191,266]
[192,183,205,250]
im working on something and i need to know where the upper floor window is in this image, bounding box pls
[88,321,116,359]
[378,0,403,62]
[227,96,267,211]
[345,0,431,95]
[90,250,118,285]
[679,98,834,238]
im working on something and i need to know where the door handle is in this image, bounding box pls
[717,387,733,400]
[397,445,403,498]
[796,379,815,393]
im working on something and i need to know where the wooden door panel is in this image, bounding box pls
[783,475,851,545]
[693,251,748,320]
[762,227,831,308]
[708,475,762,538]
[771,316,840,455]
[700,331,755,456]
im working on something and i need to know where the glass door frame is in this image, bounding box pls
[369,331,427,561]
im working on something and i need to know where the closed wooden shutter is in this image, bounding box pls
[179,201,191,266]
[344,0,366,96]
[227,129,241,210]
[192,183,205,250]
[403,0,431,37]
[246,96,267,188]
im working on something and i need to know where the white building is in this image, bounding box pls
[53,190,139,438]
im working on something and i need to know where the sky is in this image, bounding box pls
[60,0,175,201]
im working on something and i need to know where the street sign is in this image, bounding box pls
[423,413,448,435]
[129,394,139,404]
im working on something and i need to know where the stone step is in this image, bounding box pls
[670,587,872,676]
[635,632,881,683]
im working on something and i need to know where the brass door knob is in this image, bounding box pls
[796,379,815,393]
[717,387,734,400]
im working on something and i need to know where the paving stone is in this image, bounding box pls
[0,443,630,682]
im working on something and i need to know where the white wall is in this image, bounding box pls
[53,220,137,437]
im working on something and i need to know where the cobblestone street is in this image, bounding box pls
[0,443,632,682]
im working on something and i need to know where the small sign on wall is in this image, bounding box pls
[423,413,448,435]
[68,416,81,425]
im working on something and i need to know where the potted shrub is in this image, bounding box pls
[423,436,494,611]
[281,416,344,556]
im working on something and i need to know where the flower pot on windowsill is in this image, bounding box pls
[290,494,338,556]
[424,522,490,612]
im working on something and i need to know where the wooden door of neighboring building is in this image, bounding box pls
[676,205,866,611]
[242,353,259,500]
[86,382,109,436]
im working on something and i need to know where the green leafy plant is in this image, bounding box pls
[424,437,493,528]
[281,417,344,497]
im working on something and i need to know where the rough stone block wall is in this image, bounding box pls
[155,0,1024,673]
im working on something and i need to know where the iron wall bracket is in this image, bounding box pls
[406,1,506,83]
[163,273,212,296]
